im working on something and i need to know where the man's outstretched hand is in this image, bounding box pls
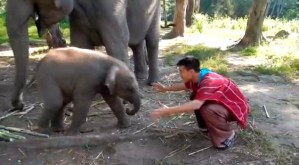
[152,82,167,93]
[150,101,169,122]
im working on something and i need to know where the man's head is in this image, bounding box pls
[176,56,200,83]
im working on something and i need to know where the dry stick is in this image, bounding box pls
[133,123,155,134]
[263,105,270,118]
[188,145,213,156]
[18,148,26,157]
[0,111,18,121]
[89,151,103,165]
[164,145,191,159]
[0,125,49,138]
[18,104,37,118]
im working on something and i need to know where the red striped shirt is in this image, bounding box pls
[185,72,250,129]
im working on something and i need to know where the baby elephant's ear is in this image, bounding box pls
[105,65,120,95]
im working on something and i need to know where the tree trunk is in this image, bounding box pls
[163,0,188,39]
[236,0,268,47]
[163,0,167,27]
[186,0,195,27]
[194,0,200,12]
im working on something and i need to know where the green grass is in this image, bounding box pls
[240,46,258,56]
[163,44,228,75]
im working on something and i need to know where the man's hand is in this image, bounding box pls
[152,82,167,93]
[150,102,169,122]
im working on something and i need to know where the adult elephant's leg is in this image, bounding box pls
[130,41,148,79]
[6,0,33,110]
[97,2,129,65]
[103,95,130,128]
[69,16,93,49]
[145,7,161,85]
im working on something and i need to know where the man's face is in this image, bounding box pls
[178,66,193,83]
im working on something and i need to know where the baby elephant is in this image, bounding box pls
[34,47,141,135]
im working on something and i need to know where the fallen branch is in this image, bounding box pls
[0,125,49,138]
[263,105,270,118]
[0,133,172,150]
[188,145,213,156]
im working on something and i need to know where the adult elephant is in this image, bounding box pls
[68,0,160,83]
[6,0,74,110]
[6,0,160,111]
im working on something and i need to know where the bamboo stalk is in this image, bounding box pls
[0,125,49,138]
[263,105,270,118]
[188,146,213,156]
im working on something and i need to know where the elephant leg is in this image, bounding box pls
[66,97,92,135]
[96,2,129,65]
[69,20,94,49]
[145,8,160,85]
[130,41,148,80]
[51,100,70,132]
[6,0,33,110]
[103,95,130,128]
[37,81,64,134]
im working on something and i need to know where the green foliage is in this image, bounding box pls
[0,0,6,13]
[200,0,252,18]
[199,0,298,20]
[240,47,258,56]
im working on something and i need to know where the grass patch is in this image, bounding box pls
[239,130,290,164]
[240,46,258,56]
[254,47,299,79]
[163,44,228,74]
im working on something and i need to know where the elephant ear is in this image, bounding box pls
[105,66,120,95]
[54,0,74,13]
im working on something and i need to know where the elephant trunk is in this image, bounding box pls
[125,95,141,116]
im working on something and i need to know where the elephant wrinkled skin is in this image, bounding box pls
[35,47,141,135]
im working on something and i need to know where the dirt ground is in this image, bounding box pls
[0,35,298,165]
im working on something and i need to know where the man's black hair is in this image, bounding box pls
[176,56,200,72]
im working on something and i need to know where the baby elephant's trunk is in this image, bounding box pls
[125,95,141,116]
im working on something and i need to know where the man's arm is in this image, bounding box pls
[153,82,188,93]
[150,100,205,119]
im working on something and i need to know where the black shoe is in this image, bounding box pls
[216,134,236,150]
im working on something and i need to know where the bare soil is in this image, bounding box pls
[0,35,298,165]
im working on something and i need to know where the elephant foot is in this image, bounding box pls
[135,71,148,80]
[79,125,94,133]
[117,119,130,128]
[52,126,65,133]
[11,98,24,111]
